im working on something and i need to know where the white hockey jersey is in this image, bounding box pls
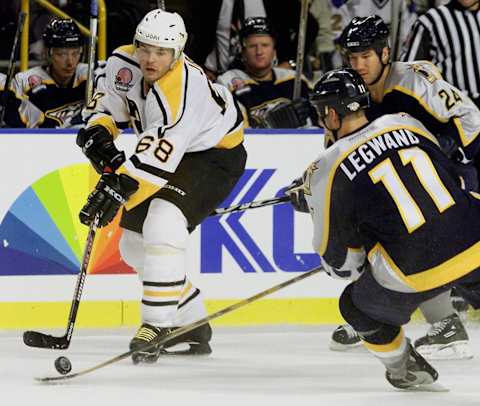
[88,45,244,209]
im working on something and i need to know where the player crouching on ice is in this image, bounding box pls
[76,9,246,363]
[286,68,480,390]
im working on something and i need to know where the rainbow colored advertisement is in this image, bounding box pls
[0,163,133,276]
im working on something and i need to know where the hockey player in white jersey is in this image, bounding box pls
[76,9,246,362]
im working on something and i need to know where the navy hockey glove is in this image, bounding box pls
[264,99,311,128]
[285,177,309,213]
[76,125,126,174]
[79,173,139,227]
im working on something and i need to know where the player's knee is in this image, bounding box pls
[119,229,144,269]
[339,284,363,327]
[143,199,188,250]
[339,284,400,345]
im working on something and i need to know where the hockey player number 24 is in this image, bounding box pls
[368,147,455,233]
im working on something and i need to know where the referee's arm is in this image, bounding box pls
[400,21,432,62]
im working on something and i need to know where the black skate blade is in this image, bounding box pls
[23,331,68,349]
[160,342,212,356]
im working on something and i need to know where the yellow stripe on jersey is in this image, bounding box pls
[363,329,405,353]
[144,290,182,298]
[368,241,480,292]
[117,167,161,211]
[88,115,120,138]
[453,116,480,147]
[180,281,193,299]
[155,57,184,123]
[116,44,136,56]
[216,125,244,149]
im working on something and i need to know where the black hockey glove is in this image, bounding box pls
[79,173,139,227]
[285,177,309,213]
[264,99,312,128]
[76,125,126,174]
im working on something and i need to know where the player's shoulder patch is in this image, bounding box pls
[409,61,442,83]
[386,61,441,96]
[217,70,254,94]
[114,66,134,92]
[20,66,51,93]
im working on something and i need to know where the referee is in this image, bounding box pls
[401,1,480,107]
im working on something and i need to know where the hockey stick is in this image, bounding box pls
[211,195,290,216]
[85,0,98,107]
[23,213,100,349]
[293,0,310,99]
[23,195,289,350]
[0,12,26,128]
[35,264,323,382]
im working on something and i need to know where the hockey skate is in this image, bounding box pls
[130,323,212,363]
[385,343,445,391]
[129,323,166,364]
[159,323,212,356]
[414,313,473,360]
[329,324,363,351]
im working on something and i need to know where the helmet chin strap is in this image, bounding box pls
[368,52,389,86]
[322,115,343,145]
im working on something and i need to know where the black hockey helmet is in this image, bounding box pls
[310,68,370,118]
[240,17,275,41]
[43,18,83,48]
[339,15,389,54]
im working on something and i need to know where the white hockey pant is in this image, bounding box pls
[119,199,207,327]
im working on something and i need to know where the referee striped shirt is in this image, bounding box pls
[401,2,480,101]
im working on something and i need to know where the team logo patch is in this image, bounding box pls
[372,0,389,8]
[28,75,46,93]
[115,67,133,91]
[231,78,245,91]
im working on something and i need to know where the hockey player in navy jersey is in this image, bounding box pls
[288,68,480,390]
[323,14,480,358]
[12,18,88,128]
[76,9,246,363]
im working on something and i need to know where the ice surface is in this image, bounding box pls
[1,324,479,406]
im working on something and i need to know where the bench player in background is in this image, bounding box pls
[12,18,88,128]
[324,14,480,359]
[288,68,480,390]
[216,17,313,128]
[76,9,246,363]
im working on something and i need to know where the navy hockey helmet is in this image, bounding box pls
[240,17,275,41]
[310,68,370,119]
[339,15,389,54]
[43,18,83,48]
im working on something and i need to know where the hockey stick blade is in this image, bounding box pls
[35,265,323,383]
[23,214,99,350]
[23,331,69,350]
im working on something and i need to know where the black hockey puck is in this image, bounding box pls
[54,356,72,375]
